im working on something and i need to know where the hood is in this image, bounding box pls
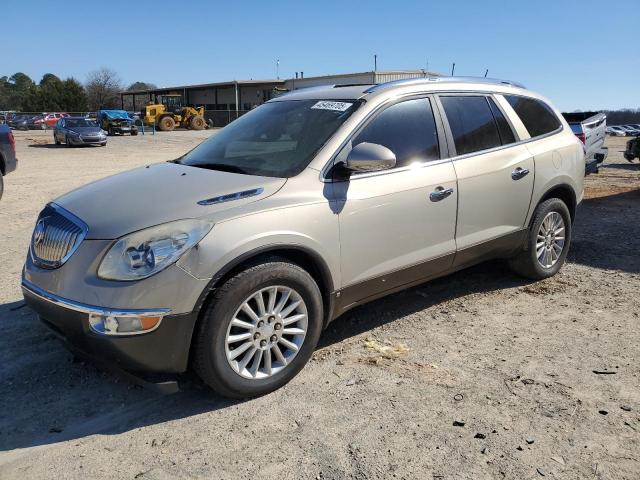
[54,162,286,239]
[68,126,103,135]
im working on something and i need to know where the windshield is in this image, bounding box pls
[66,119,97,128]
[178,99,360,177]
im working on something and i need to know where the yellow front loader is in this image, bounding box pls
[142,94,206,132]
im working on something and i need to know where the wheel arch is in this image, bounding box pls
[536,183,577,222]
[189,244,336,346]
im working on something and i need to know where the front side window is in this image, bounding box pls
[440,96,502,155]
[350,97,440,168]
[179,99,360,178]
[504,95,561,138]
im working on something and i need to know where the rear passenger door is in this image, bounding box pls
[437,94,534,255]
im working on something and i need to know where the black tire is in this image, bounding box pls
[193,258,323,398]
[189,115,206,130]
[158,116,175,131]
[130,130,138,136]
[54,136,60,145]
[65,136,72,147]
[0,173,4,201]
[509,198,572,280]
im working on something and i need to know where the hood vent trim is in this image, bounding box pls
[197,187,264,206]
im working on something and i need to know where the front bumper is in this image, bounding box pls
[68,135,107,146]
[22,279,198,375]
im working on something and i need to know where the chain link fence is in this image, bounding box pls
[2,109,251,131]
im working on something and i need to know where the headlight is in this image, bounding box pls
[98,219,213,281]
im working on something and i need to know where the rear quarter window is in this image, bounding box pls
[504,95,561,138]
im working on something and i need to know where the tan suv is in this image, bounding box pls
[22,77,584,398]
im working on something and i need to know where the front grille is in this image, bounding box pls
[30,204,88,269]
[81,136,101,142]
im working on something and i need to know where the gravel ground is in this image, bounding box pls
[0,131,638,479]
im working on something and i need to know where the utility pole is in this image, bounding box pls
[276,59,280,80]
[374,54,377,72]
[484,69,489,78]
[451,63,456,76]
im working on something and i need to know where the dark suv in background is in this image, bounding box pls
[0,124,18,200]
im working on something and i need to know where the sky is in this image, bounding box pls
[4,0,639,111]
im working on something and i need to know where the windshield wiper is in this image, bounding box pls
[189,163,249,174]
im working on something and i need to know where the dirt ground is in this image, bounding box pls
[0,131,638,479]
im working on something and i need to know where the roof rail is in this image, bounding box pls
[364,76,526,93]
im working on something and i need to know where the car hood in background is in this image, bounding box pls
[54,162,286,239]
[67,127,103,135]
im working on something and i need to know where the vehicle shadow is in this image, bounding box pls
[568,188,640,274]
[0,261,530,453]
[601,162,640,172]
[0,300,241,453]
[320,260,531,349]
[27,143,61,149]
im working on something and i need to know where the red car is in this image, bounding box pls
[30,112,69,129]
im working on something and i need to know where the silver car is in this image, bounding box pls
[53,117,107,147]
[22,77,584,398]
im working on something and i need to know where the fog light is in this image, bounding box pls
[89,313,163,335]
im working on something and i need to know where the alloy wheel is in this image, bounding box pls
[536,211,565,268]
[224,286,308,379]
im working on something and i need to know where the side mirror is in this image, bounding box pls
[344,142,396,173]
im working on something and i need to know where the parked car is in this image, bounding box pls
[21,77,584,398]
[606,126,627,136]
[0,124,18,200]
[7,114,31,130]
[562,112,607,174]
[97,110,138,135]
[53,117,107,147]
[621,125,640,136]
[27,114,46,130]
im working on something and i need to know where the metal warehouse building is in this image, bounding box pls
[120,70,440,127]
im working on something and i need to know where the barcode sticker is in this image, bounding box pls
[311,101,353,112]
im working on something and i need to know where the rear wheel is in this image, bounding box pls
[193,258,323,398]
[158,116,175,131]
[54,135,60,145]
[509,198,572,280]
[189,115,206,130]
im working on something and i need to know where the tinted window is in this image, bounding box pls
[487,97,516,144]
[441,96,502,155]
[351,98,439,167]
[504,95,561,138]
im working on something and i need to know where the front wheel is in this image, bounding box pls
[509,198,572,280]
[193,258,323,398]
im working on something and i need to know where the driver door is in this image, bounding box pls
[331,96,458,311]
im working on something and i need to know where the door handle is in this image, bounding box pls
[511,167,530,180]
[430,186,454,202]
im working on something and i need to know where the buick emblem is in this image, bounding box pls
[33,219,46,246]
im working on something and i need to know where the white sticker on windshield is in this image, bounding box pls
[311,101,353,112]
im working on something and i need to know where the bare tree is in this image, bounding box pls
[85,68,122,110]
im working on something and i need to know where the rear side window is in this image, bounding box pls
[504,95,561,138]
[352,98,440,167]
[440,96,502,155]
[487,97,516,145]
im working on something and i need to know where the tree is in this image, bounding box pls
[85,67,122,110]
[127,81,157,91]
[61,78,88,112]
[123,81,157,110]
